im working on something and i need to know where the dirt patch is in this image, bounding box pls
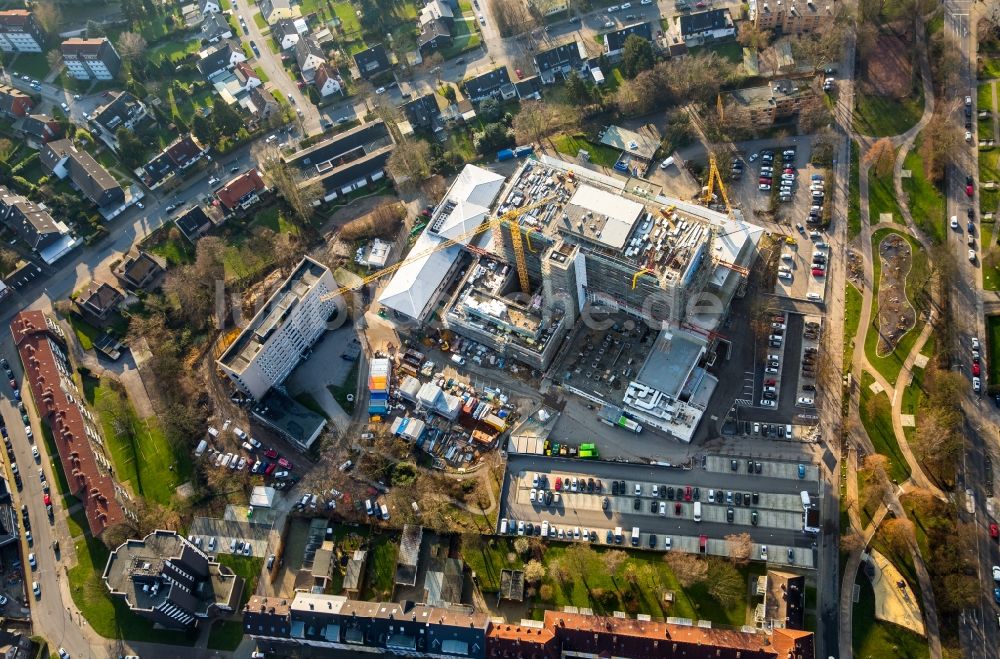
[876,234,916,355]
[864,34,914,99]
[847,249,864,285]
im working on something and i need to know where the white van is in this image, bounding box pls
[800,491,811,510]
[500,518,509,534]
[451,354,466,365]
[541,520,549,536]
[693,501,702,522]
[364,499,374,516]
[380,504,390,520]
[207,426,219,438]
[194,439,208,457]
[631,527,640,546]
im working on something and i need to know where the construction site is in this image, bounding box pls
[372,154,764,443]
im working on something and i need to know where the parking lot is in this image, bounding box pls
[775,231,831,302]
[498,455,820,568]
[189,514,273,558]
[729,139,824,227]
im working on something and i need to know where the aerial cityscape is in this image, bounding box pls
[0,0,987,656]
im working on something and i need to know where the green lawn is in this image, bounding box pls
[216,554,263,608]
[859,372,912,483]
[11,53,50,79]
[685,41,742,64]
[902,142,946,243]
[254,66,270,83]
[553,134,621,168]
[854,93,924,138]
[901,364,925,415]
[207,621,245,651]
[979,82,995,114]
[253,10,267,28]
[363,534,398,600]
[844,282,863,373]
[458,0,473,11]
[250,207,299,234]
[149,38,202,66]
[982,54,1000,80]
[441,18,481,59]
[83,375,192,506]
[68,314,102,351]
[293,392,329,419]
[144,224,196,265]
[981,147,1000,217]
[868,156,904,225]
[987,314,1000,384]
[848,140,861,238]
[328,361,359,414]
[68,533,196,644]
[462,537,524,592]
[332,0,363,35]
[864,228,931,386]
[852,569,928,659]
[40,423,74,507]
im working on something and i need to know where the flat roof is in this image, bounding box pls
[566,185,645,249]
[635,329,706,398]
[599,124,660,161]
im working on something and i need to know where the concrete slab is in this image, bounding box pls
[900,414,916,427]
[914,353,929,368]
[880,213,893,223]
[869,549,925,635]
[869,380,884,394]
[900,169,911,178]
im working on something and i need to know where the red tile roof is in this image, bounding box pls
[216,168,265,210]
[487,622,559,659]
[10,311,126,536]
[0,10,33,28]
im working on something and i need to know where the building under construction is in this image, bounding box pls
[379,155,763,371]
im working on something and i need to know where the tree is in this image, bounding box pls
[798,96,832,134]
[33,0,61,37]
[513,536,531,556]
[387,138,432,191]
[479,97,502,122]
[212,101,244,136]
[919,111,962,184]
[439,84,457,104]
[117,32,148,65]
[940,573,981,613]
[85,20,107,39]
[863,138,895,178]
[602,549,628,582]
[620,35,655,79]
[523,559,546,582]
[548,558,571,584]
[115,127,145,169]
[45,50,63,74]
[706,559,743,607]
[841,531,866,554]
[538,584,554,600]
[737,22,771,51]
[622,563,639,585]
[473,121,513,154]
[254,143,322,226]
[724,532,753,566]
[880,518,916,557]
[512,101,581,147]
[490,0,536,38]
[192,113,217,145]
[664,552,708,587]
[0,246,16,276]
[565,70,593,106]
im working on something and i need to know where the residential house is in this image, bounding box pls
[40,139,125,209]
[314,63,343,97]
[103,530,243,630]
[751,0,827,35]
[461,66,515,102]
[90,91,147,149]
[75,281,124,327]
[174,206,214,242]
[603,22,653,58]
[196,40,246,79]
[0,629,36,659]
[283,121,394,202]
[139,134,209,189]
[678,8,735,44]
[246,85,280,119]
[200,12,233,43]
[534,40,588,83]
[199,0,222,15]
[353,43,391,79]
[216,169,267,212]
[12,113,61,148]
[11,311,127,536]
[0,10,46,53]
[514,75,542,100]
[0,186,76,263]
[233,61,262,90]
[0,84,33,118]
[419,0,454,25]
[418,19,452,56]
[259,0,293,23]
[61,38,122,80]
[725,77,816,127]
[273,18,306,50]
[295,36,326,82]
[114,250,166,291]
[400,94,441,131]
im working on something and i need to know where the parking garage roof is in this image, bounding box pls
[635,329,706,399]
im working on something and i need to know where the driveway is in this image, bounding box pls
[284,326,357,429]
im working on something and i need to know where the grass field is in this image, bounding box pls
[844,282,863,373]
[441,18,482,59]
[11,53,50,79]
[848,140,861,238]
[868,156,904,225]
[901,364,925,416]
[68,314,102,351]
[859,371,912,483]
[144,224,195,265]
[553,134,621,168]
[216,554,263,608]
[328,361,359,414]
[251,207,299,234]
[864,228,930,386]
[40,424,74,507]
[852,569,928,659]
[979,82,994,115]
[207,621,245,651]
[149,38,202,65]
[83,375,191,506]
[685,41,742,63]
[362,534,398,600]
[982,54,1000,80]
[980,147,1000,217]
[902,142,946,243]
[987,315,1000,384]
[854,94,924,138]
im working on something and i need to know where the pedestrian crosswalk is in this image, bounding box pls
[734,398,754,407]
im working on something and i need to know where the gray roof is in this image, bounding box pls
[635,329,706,398]
[394,525,422,586]
[679,8,731,35]
[197,40,240,76]
[251,389,327,449]
[400,94,440,129]
[353,43,391,78]
[534,40,587,72]
[200,12,233,40]
[91,91,144,132]
[462,66,511,98]
[295,35,325,70]
[41,139,122,207]
[604,22,652,52]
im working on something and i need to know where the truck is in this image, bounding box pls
[614,526,623,544]
[497,148,515,162]
[800,491,811,510]
[631,527,640,547]
[597,406,643,433]
[579,443,599,458]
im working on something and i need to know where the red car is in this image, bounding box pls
[991,523,999,539]
[684,486,692,501]
[967,184,975,197]
[811,268,826,277]
[674,502,682,515]
[264,462,277,476]
[554,477,562,491]
[43,493,50,506]
[264,448,278,459]
[278,457,292,469]
[515,68,524,79]
[973,362,982,376]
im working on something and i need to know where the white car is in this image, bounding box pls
[759,184,771,191]
[797,396,814,406]
[664,536,672,550]
[375,86,386,94]
[760,545,768,560]
[529,488,537,503]
[57,648,69,659]
[970,249,978,262]
[531,473,539,488]
[620,2,632,7]
[973,337,981,350]
[759,399,776,408]
[31,446,38,461]
[60,102,69,111]
[478,13,485,23]
[28,553,35,569]
[32,581,39,597]
[992,565,1000,582]
[967,95,973,106]
[974,376,982,393]
[967,130,974,142]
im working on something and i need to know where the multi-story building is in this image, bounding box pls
[0,84,33,118]
[283,121,394,203]
[243,594,815,659]
[0,185,77,263]
[41,139,124,209]
[102,530,243,630]
[10,311,129,535]
[217,256,338,399]
[61,38,122,80]
[725,77,816,127]
[0,10,46,53]
[750,0,828,35]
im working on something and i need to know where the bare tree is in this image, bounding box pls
[548,558,571,585]
[45,50,63,74]
[880,518,916,557]
[33,1,61,37]
[664,552,708,587]
[387,138,432,191]
[724,532,754,566]
[864,138,896,178]
[523,559,545,582]
[602,549,628,578]
[512,101,581,147]
[841,531,866,553]
[254,143,323,226]
[919,111,963,184]
[706,559,743,607]
[117,31,148,64]
[737,22,771,51]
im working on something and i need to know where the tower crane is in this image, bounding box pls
[320,196,555,302]
[700,153,731,213]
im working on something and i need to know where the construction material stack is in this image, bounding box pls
[368,357,391,419]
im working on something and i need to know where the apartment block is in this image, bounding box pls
[750,0,828,35]
[217,256,339,399]
[61,38,122,80]
[0,10,45,53]
[725,77,816,127]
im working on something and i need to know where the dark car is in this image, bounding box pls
[727,508,734,522]
[595,479,603,492]
[619,480,626,493]
[730,459,738,471]
[606,529,614,543]
[752,491,760,504]
[743,492,751,506]
[633,498,641,510]
[754,461,762,474]
[693,487,700,500]
[602,496,609,510]
[648,534,656,548]
[587,477,595,492]
[747,459,754,473]
[650,500,658,513]
[611,481,619,495]
[667,486,674,500]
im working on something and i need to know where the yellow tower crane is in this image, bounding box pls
[320,196,554,302]
[701,153,731,213]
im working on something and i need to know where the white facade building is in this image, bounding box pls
[217,256,339,399]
